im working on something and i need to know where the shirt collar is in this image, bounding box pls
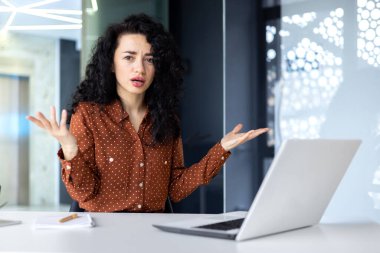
[106,99,150,124]
[106,99,129,123]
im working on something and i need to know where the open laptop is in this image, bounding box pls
[153,139,361,241]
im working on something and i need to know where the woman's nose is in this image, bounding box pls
[133,58,145,74]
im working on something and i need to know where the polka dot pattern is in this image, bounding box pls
[58,100,231,212]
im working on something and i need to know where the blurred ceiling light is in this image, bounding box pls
[7,24,82,30]
[2,8,15,31]
[0,0,88,32]
[18,9,82,23]
[86,0,98,14]
[18,0,60,10]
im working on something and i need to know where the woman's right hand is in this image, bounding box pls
[26,106,78,160]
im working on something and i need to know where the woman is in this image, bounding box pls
[27,14,268,212]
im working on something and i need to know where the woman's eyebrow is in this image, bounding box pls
[122,50,137,54]
[122,51,153,56]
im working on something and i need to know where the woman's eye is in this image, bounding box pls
[146,58,154,64]
[124,55,133,61]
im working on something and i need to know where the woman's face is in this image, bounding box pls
[113,33,155,97]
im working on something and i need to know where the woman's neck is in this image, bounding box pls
[119,93,146,115]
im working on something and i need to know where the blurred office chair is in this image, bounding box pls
[165,196,174,213]
[69,197,173,213]
[69,200,85,212]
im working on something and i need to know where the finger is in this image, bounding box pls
[238,129,266,144]
[231,123,243,134]
[36,112,52,131]
[230,131,251,146]
[223,131,252,150]
[241,131,254,142]
[50,106,59,130]
[227,128,270,150]
[59,109,68,130]
[26,116,45,129]
[255,128,270,135]
[248,128,270,140]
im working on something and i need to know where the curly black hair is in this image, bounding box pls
[70,14,184,144]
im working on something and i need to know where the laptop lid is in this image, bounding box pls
[236,139,361,241]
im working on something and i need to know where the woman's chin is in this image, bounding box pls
[117,83,151,96]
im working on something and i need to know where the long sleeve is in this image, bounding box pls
[58,104,100,204]
[169,137,231,202]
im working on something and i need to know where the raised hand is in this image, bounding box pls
[221,124,269,151]
[26,106,78,160]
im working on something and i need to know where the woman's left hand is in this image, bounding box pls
[221,124,269,151]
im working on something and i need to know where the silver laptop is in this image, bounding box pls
[153,139,361,241]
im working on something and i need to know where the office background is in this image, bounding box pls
[0,0,379,222]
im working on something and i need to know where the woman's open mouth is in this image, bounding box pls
[131,76,145,88]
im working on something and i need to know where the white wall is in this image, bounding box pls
[0,32,59,207]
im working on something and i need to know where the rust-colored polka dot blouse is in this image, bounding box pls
[58,100,231,212]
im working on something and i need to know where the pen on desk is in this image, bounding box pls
[59,213,78,223]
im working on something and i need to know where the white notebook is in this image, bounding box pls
[34,213,95,229]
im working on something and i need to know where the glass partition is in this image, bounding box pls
[265,0,380,222]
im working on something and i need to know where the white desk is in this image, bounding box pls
[0,211,379,253]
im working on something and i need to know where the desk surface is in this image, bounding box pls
[0,211,379,253]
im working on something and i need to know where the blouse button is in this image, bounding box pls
[109,157,114,162]
[139,182,144,188]
[221,156,225,160]
[137,204,142,209]
[66,165,71,170]
[139,162,144,167]
[164,161,168,165]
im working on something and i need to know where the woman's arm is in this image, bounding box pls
[27,105,100,203]
[58,105,100,203]
[168,137,230,202]
[168,124,268,203]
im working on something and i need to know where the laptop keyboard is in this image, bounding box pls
[195,218,245,231]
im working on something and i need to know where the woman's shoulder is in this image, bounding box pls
[74,101,102,115]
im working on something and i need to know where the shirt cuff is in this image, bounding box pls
[208,142,231,178]
[215,142,232,162]
[58,148,80,181]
